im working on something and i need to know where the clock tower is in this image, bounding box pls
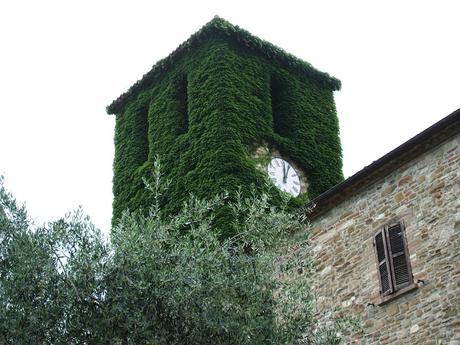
[107,17,343,228]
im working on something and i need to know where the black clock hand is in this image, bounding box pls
[283,162,287,183]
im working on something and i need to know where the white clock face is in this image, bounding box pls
[267,158,301,197]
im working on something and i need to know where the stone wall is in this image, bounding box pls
[308,133,460,344]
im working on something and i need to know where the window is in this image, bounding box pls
[270,75,291,136]
[173,74,189,135]
[373,221,413,296]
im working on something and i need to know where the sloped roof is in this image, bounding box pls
[107,16,341,114]
[308,107,460,219]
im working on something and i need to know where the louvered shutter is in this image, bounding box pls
[374,229,393,295]
[386,222,412,290]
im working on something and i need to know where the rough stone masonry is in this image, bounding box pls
[307,127,459,343]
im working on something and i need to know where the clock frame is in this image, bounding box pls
[267,157,301,196]
[251,142,308,197]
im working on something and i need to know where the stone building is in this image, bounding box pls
[308,108,460,343]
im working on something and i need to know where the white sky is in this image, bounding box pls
[0,0,459,234]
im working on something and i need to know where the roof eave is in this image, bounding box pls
[308,107,460,220]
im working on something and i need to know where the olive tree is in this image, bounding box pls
[0,170,356,345]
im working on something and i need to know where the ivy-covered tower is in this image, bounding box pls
[107,17,343,225]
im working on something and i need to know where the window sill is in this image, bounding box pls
[375,283,419,306]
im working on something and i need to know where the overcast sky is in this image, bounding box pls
[1,0,458,234]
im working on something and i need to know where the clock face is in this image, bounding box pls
[267,158,301,197]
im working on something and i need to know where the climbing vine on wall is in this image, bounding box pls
[108,17,343,235]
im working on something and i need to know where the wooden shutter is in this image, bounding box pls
[374,229,393,295]
[386,222,412,290]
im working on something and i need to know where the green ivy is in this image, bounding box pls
[109,17,343,235]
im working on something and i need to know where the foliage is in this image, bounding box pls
[107,16,340,115]
[0,173,356,344]
[109,17,343,228]
[0,177,109,344]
